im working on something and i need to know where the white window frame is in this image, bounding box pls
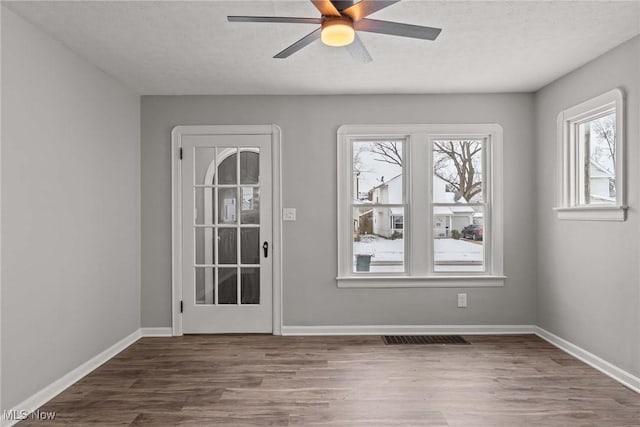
[337,124,505,288]
[554,88,626,221]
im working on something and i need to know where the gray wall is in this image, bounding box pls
[1,7,141,408]
[141,93,536,327]
[535,35,640,377]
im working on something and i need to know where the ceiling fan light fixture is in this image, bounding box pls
[321,17,355,47]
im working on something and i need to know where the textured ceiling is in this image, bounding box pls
[5,1,640,95]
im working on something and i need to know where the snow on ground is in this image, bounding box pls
[434,238,482,262]
[353,235,482,263]
[353,235,403,261]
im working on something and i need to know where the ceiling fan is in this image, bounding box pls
[227,0,441,63]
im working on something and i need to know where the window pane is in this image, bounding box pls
[194,147,215,185]
[240,228,259,265]
[240,150,259,184]
[353,206,404,273]
[218,268,238,304]
[353,141,403,203]
[218,148,237,184]
[218,228,237,264]
[578,113,616,205]
[218,188,238,224]
[195,187,215,225]
[195,267,215,305]
[195,227,215,265]
[240,187,260,224]
[433,140,483,203]
[241,268,260,304]
[433,207,484,272]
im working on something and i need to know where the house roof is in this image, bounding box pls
[370,174,402,191]
[590,159,614,179]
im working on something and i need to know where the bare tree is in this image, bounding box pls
[433,140,482,202]
[590,115,616,196]
[591,115,616,169]
[361,140,482,202]
[367,141,402,167]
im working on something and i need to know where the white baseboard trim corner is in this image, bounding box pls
[1,329,142,427]
[535,326,640,394]
[281,324,536,336]
[141,327,173,337]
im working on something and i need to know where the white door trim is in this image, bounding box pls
[171,125,282,336]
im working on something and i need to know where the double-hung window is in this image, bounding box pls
[555,88,626,221]
[337,124,504,287]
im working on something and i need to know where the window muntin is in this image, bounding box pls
[337,124,504,287]
[351,140,405,273]
[556,88,625,221]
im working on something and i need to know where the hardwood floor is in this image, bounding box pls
[19,334,640,426]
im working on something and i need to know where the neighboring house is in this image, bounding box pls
[589,159,615,203]
[357,174,475,238]
[432,176,475,237]
[368,175,403,237]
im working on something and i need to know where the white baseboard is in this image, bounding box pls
[1,329,142,427]
[141,327,173,337]
[535,326,640,393]
[281,324,536,336]
[3,324,637,426]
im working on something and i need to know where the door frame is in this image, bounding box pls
[171,125,282,336]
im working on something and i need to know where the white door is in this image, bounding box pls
[180,133,272,333]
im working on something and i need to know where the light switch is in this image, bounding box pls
[283,208,296,221]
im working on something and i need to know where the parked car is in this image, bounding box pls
[462,224,483,241]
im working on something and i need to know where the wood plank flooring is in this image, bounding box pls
[18,334,640,426]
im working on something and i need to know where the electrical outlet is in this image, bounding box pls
[283,208,296,221]
[457,293,468,308]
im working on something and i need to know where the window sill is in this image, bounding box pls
[553,205,627,221]
[336,275,506,288]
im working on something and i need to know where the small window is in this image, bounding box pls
[555,89,626,221]
[391,215,403,230]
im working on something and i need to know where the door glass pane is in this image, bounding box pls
[195,227,215,265]
[433,139,483,203]
[241,187,260,224]
[577,113,616,205]
[218,148,237,184]
[241,228,260,264]
[218,228,237,264]
[195,188,215,225]
[434,207,484,272]
[195,147,215,185]
[218,188,238,224]
[195,267,215,305]
[352,140,403,203]
[240,150,259,184]
[241,268,260,304]
[352,206,404,273]
[218,268,238,304]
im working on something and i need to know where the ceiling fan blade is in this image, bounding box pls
[228,16,322,24]
[274,28,322,58]
[342,0,399,22]
[347,34,372,63]
[310,0,341,16]
[355,18,441,40]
